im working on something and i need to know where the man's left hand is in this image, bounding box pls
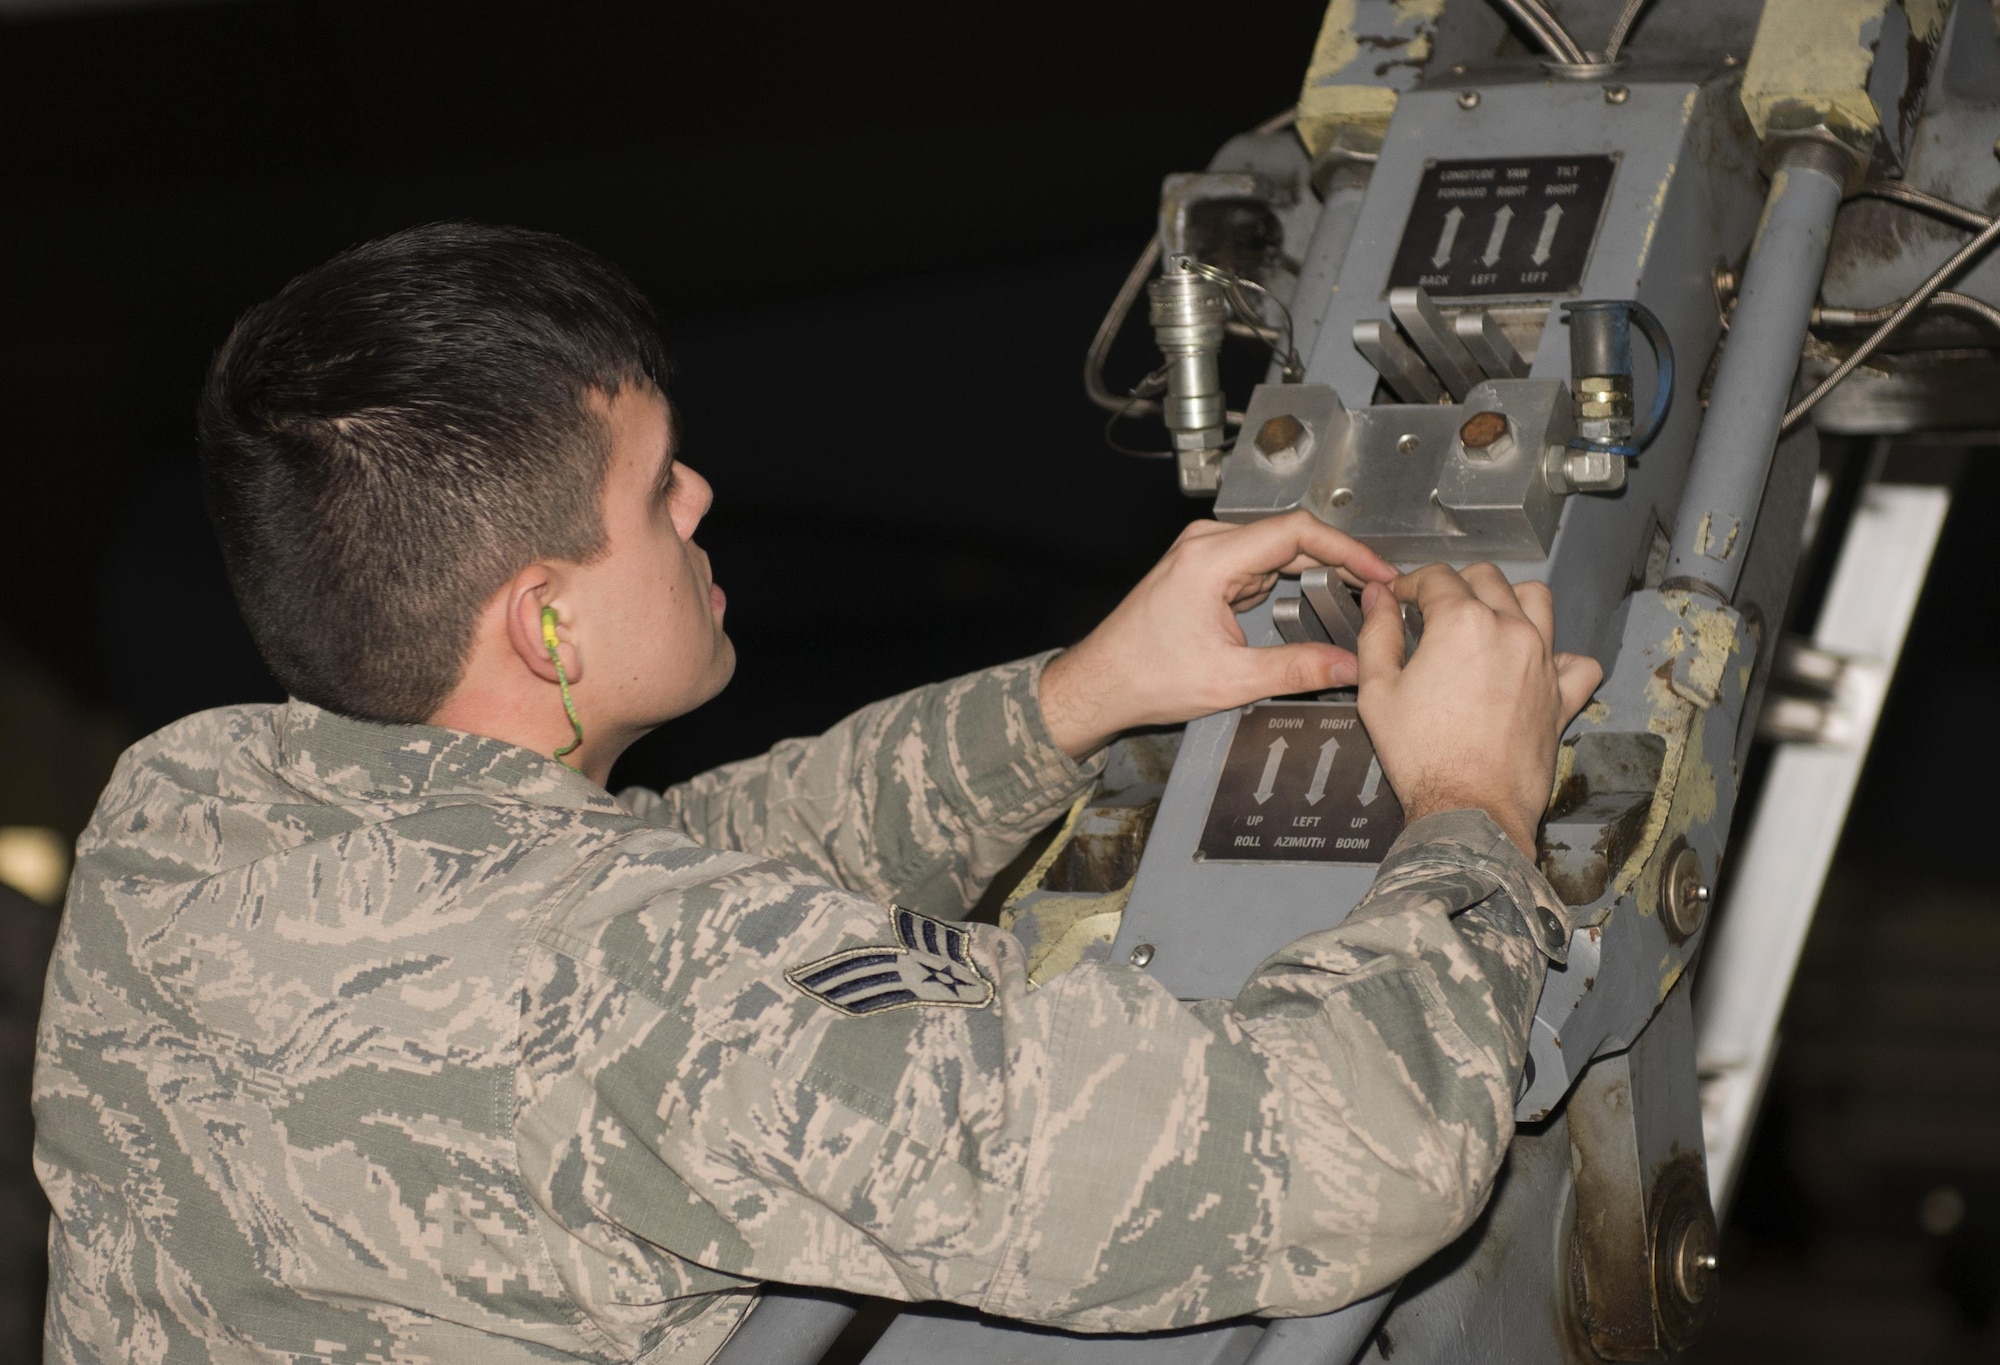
[1039,512,1398,761]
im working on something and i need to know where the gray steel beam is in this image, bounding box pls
[1663,145,1847,600]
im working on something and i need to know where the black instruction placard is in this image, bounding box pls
[1386,155,1616,299]
[1196,703,1405,865]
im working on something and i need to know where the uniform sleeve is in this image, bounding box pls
[619,653,1103,915]
[519,808,1570,1332]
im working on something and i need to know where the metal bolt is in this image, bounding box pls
[1458,411,1509,450]
[1128,943,1155,968]
[1255,414,1305,456]
[1662,845,1710,938]
[1604,84,1629,105]
[1329,486,1356,508]
[1671,1216,1719,1305]
[1396,432,1421,455]
[1450,63,1467,76]
[1457,89,1481,110]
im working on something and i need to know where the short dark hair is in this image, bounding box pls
[198,221,673,723]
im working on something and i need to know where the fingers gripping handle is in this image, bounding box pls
[1272,569,1421,658]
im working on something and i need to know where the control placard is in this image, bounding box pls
[1196,702,1405,865]
[1386,155,1616,299]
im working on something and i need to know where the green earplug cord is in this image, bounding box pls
[539,605,584,767]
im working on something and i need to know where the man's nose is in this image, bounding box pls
[679,463,714,533]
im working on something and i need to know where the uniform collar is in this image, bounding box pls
[275,699,629,815]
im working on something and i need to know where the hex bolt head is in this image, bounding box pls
[1255,414,1305,457]
[1458,411,1509,450]
[1128,943,1156,968]
[1457,89,1481,109]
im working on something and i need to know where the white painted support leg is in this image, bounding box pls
[1694,481,1952,1218]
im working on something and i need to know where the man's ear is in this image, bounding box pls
[503,568,582,685]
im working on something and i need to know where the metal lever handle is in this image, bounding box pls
[1274,569,1422,660]
[1301,568,1366,652]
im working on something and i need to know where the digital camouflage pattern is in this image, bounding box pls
[35,652,1569,1363]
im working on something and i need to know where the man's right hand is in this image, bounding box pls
[1357,564,1602,858]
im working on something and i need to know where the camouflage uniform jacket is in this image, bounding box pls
[34,653,1570,1363]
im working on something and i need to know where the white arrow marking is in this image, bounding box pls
[1530,204,1563,265]
[1431,206,1464,268]
[1481,205,1513,266]
[1357,754,1385,806]
[1253,737,1288,805]
[1305,738,1338,805]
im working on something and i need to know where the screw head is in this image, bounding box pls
[1396,432,1421,455]
[1604,84,1630,105]
[1128,943,1155,968]
[1457,89,1481,110]
[1329,486,1356,509]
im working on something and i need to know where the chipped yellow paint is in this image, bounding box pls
[1304,0,1367,80]
[1675,602,1740,706]
[1001,791,1091,913]
[1018,895,1129,987]
[999,790,1138,986]
[1295,0,1443,159]
[1660,953,1687,1003]
[1582,699,1611,726]
[1297,88,1400,160]
[1549,739,1577,808]
[1740,0,1891,139]
[1611,593,1740,906]
[1635,90,1701,269]
[1904,0,1950,43]
[1692,512,1743,564]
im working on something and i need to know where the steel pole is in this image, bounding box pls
[1663,143,1848,599]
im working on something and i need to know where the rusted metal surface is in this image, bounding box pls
[1539,731,1666,907]
[1568,1050,1661,1359]
[1565,983,1718,1361]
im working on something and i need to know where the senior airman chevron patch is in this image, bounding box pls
[786,907,995,1017]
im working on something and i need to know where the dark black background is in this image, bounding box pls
[0,0,1333,799]
[1,2,1997,1360]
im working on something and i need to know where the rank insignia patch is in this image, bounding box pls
[786,907,995,1017]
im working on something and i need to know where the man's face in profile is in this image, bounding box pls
[571,383,735,732]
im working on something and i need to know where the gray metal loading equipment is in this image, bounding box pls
[722,2,2000,1360]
